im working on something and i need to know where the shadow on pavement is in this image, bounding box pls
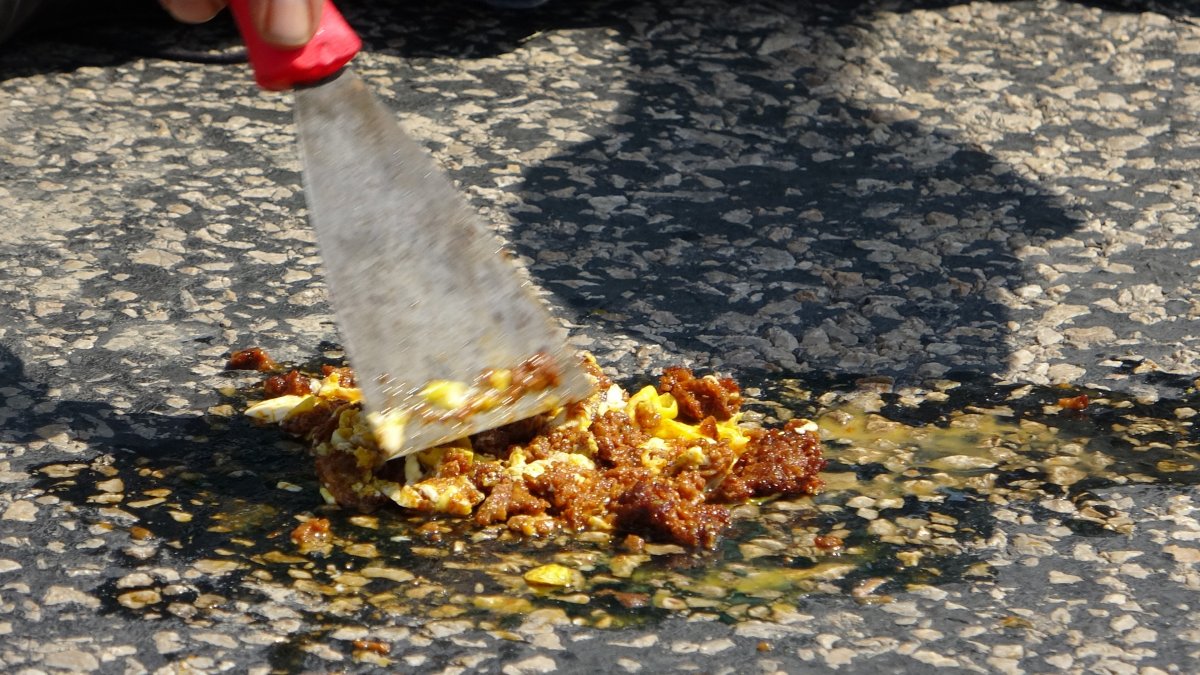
[505,0,1081,381]
[2,0,1196,379]
[1,342,317,562]
[2,0,1193,382]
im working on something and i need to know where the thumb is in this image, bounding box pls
[249,0,323,48]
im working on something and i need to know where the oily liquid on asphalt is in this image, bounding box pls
[32,371,1200,666]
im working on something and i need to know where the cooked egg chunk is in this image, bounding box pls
[245,395,308,423]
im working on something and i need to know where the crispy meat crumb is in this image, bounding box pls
[715,420,826,502]
[291,518,332,554]
[613,475,731,549]
[264,370,313,397]
[814,534,844,551]
[227,347,277,372]
[1057,394,1089,411]
[352,640,391,655]
[658,366,742,422]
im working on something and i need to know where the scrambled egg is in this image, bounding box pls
[245,394,310,424]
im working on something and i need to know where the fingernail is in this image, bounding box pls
[261,0,314,48]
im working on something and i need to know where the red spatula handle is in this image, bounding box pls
[228,0,362,91]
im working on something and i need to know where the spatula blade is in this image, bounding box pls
[295,71,592,459]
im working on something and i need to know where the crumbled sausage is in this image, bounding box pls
[433,448,475,478]
[612,473,731,549]
[474,476,549,526]
[280,398,338,440]
[320,365,357,387]
[264,370,313,397]
[521,425,594,462]
[1057,394,1089,411]
[814,534,844,551]
[352,639,391,655]
[715,420,825,502]
[507,352,561,397]
[591,410,649,467]
[314,449,386,512]
[291,518,332,551]
[469,414,550,458]
[227,347,277,372]
[658,366,742,422]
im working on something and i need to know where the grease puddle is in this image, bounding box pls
[35,361,1200,665]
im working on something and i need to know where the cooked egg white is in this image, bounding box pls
[245,395,308,423]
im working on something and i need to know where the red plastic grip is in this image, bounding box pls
[228,0,362,91]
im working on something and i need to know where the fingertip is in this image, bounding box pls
[160,0,227,24]
[254,0,321,48]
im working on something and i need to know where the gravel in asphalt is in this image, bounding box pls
[1,0,1199,672]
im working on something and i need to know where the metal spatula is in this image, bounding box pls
[229,0,593,459]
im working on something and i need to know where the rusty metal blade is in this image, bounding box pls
[295,70,592,459]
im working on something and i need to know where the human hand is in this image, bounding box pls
[159,0,323,48]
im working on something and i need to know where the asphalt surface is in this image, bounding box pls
[1,0,1199,672]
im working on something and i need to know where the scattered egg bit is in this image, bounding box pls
[229,348,826,549]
